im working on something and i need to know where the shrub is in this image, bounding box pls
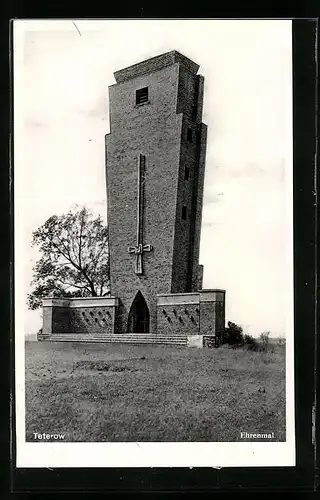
[243,334,259,351]
[260,331,271,352]
[221,324,275,353]
[222,321,244,347]
[277,337,286,346]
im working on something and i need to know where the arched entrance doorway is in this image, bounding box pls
[127,291,150,333]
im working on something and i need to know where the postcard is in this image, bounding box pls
[14,19,295,468]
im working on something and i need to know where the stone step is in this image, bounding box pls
[47,333,187,345]
[48,341,187,346]
[49,339,187,345]
[48,333,187,339]
[49,335,187,342]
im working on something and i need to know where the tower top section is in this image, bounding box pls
[113,50,200,83]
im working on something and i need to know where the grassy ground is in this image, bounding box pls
[25,341,286,442]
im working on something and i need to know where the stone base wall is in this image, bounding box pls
[187,335,203,348]
[200,290,225,339]
[42,290,225,344]
[157,289,226,338]
[157,293,199,335]
[203,335,217,348]
[42,297,119,335]
[52,306,70,333]
[69,306,115,334]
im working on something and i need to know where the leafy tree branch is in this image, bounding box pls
[27,206,110,310]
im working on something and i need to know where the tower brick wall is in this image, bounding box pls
[106,51,207,333]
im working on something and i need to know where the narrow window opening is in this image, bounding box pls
[182,206,187,220]
[136,87,149,105]
[187,128,193,142]
[184,166,190,181]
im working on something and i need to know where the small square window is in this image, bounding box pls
[182,206,187,220]
[184,166,190,181]
[187,128,193,142]
[136,87,149,105]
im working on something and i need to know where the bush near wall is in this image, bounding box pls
[243,334,259,351]
[222,323,273,353]
[222,321,244,347]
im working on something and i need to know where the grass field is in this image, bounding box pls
[25,341,286,442]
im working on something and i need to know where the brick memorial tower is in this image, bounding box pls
[41,51,226,347]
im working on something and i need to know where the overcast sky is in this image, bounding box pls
[15,19,293,337]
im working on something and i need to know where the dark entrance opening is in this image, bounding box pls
[127,291,150,333]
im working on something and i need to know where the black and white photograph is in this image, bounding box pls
[14,19,295,468]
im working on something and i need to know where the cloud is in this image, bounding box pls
[203,186,225,206]
[85,95,110,119]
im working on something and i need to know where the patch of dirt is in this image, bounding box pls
[72,360,137,373]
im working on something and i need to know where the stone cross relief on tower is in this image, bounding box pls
[128,154,153,275]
